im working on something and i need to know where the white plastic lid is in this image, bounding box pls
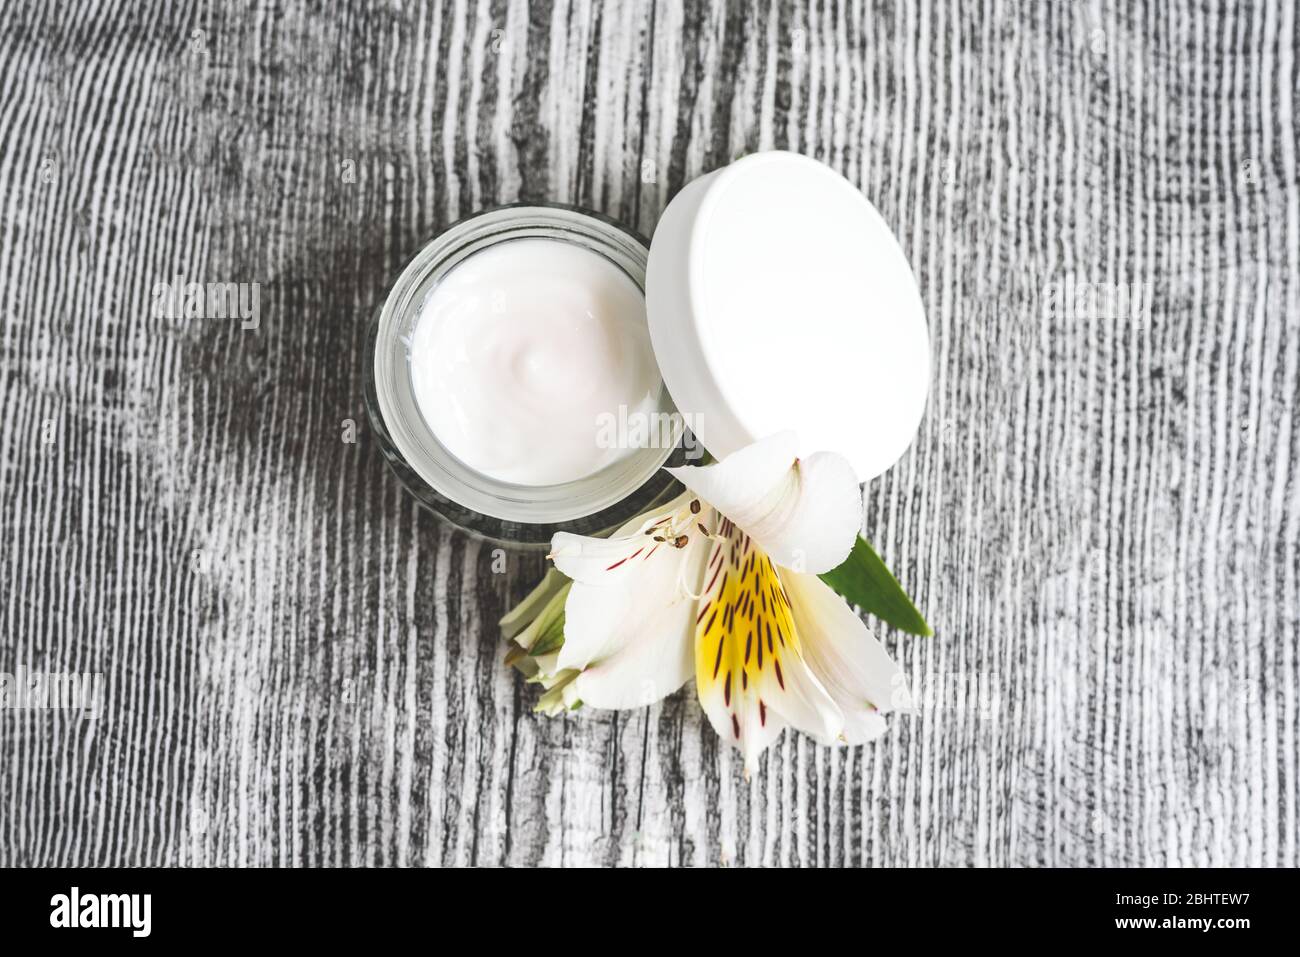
[645,151,930,481]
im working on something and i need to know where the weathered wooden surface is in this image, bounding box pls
[1,0,1297,867]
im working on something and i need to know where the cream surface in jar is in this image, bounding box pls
[409,238,662,486]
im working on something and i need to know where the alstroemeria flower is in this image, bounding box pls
[543,432,912,771]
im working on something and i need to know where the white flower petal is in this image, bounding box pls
[716,686,789,775]
[758,647,845,747]
[551,496,707,665]
[694,517,843,772]
[761,451,863,573]
[779,569,913,730]
[541,493,715,711]
[667,431,800,518]
[571,612,695,709]
[668,435,861,574]
[840,709,889,745]
[558,533,708,674]
[548,493,692,585]
[549,496,700,662]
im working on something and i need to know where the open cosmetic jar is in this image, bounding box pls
[365,205,687,547]
[366,152,931,548]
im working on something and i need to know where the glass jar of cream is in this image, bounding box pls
[364,204,687,547]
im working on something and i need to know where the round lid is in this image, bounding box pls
[645,151,930,481]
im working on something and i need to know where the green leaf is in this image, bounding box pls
[529,607,566,657]
[819,535,932,636]
[499,567,568,640]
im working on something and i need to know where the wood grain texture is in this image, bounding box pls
[1,0,1298,867]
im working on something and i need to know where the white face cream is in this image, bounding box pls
[409,238,662,486]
